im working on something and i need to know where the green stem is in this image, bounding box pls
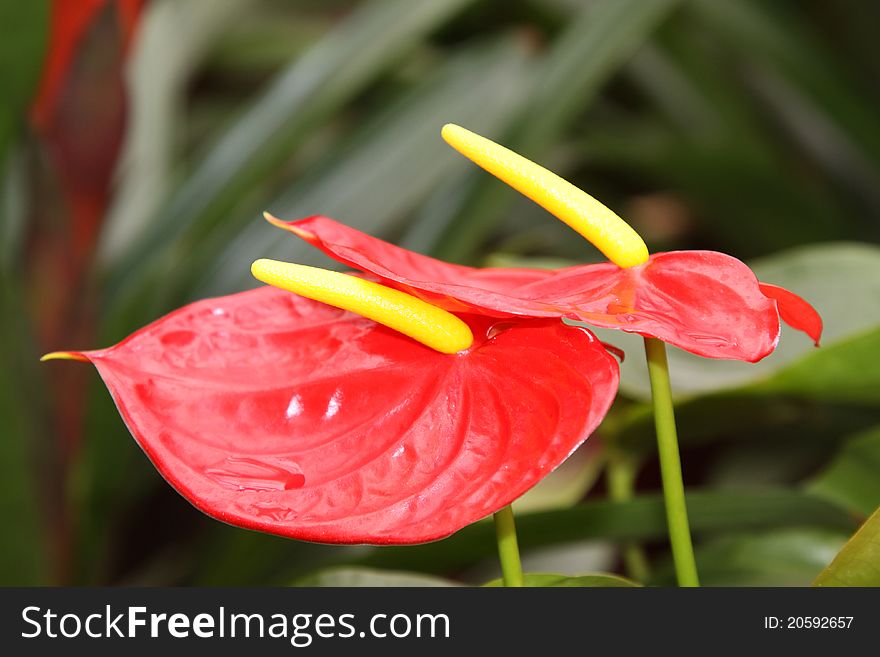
[643,337,700,587]
[606,450,651,583]
[493,504,523,587]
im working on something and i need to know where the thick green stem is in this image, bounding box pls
[606,450,650,583]
[643,337,700,587]
[493,504,523,587]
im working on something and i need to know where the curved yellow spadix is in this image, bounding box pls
[441,124,649,268]
[251,259,473,354]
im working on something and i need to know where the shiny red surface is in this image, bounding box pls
[758,283,823,346]
[283,216,823,361]
[71,287,619,544]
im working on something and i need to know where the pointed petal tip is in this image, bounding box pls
[262,210,312,239]
[40,351,89,363]
[758,282,823,348]
[262,210,287,229]
[601,342,626,363]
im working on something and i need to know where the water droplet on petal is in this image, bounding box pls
[486,322,517,340]
[204,457,305,491]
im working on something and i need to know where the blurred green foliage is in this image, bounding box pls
[1,0,879,586]
[814,507,880,586]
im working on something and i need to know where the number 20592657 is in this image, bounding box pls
[764,617,853,629]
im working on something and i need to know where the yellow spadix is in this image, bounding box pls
[441,123,649,268]
[251,259,473,354]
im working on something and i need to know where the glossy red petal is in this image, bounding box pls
[273,215,557,316]
[520,251,782,362]
[280,218,781,361]
[72,287,618,544]
[759,283,823,346]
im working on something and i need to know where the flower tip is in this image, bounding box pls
[40,351,89,363]
[262,210,313,240]
[262,210,288,230]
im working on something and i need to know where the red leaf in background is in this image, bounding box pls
[31,0,143,128]
[25,0,145,583]
[62,287,619,544]
[26,0,146,437]
[276,215,822,362]
[29,0,145,265]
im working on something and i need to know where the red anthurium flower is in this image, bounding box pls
[45,271,619,544]
[264,125,821,363]
[268,215,814,361]
[267,214,821,362]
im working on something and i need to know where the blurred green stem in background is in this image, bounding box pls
[606,450,650,583]
[493,505,523,587]
[644,337,699,587]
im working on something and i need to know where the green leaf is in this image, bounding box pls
[484,573,639,587]
[337,490,852,577]
[705,440,836,490]
[0,111,49,583]
[514,445,605,514]
[0,0,48,162]
[616,328,880,454]
[0,277,49,584]
[652,529,847,587]
[185,524,358,586]
[808,426,880,516]
[295,567,460,587]
[617,10,863,254]
[693,0,880,178]
[813,506,880,587]
[749,328,880,404]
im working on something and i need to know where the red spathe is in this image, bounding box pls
[69,286,619,544]
[281,215,822,362]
